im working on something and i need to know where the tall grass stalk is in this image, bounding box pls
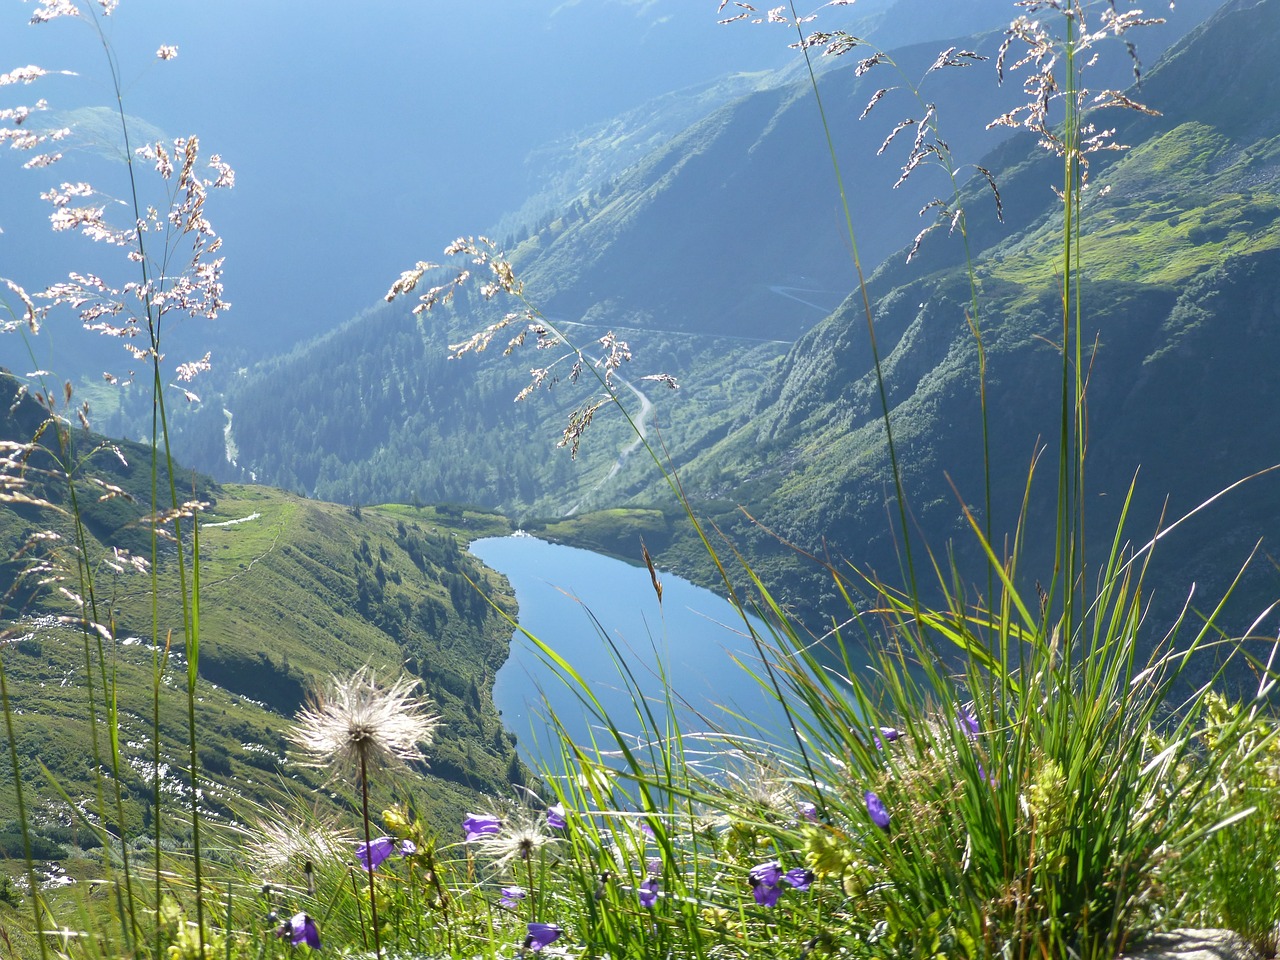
[0,2,232,955]
[0,653,48,960]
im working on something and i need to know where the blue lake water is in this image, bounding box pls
[469,535,792,766]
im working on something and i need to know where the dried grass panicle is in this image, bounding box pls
[860,87,892,120]
[4,43,233,385]
[27,1,86,22]
[133,500,210,543]
[991,1,1162,159]
[390,236,673,455]
[796,31,863,56]
[560,398,609,460]
[0,278,44,333]
[289,668,440,779]
[385,236,520,316]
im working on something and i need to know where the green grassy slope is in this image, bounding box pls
[0,374,526,862]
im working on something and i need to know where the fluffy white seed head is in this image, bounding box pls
[289,668,439,778]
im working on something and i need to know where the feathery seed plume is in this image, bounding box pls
[289,668,439,778]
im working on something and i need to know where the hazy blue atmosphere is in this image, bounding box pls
[0,1,816,364]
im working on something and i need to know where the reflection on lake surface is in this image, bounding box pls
[469,535,789,765]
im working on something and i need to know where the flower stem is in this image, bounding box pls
[359,752,383,960]
[525,855,536,923]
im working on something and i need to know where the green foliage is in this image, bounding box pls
[1178,693,1280,956]
[527,508,673,559]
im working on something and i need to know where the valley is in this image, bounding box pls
[155,0,1280,669]
[4,2,1280,956]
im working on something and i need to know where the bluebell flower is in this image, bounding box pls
[500,886,526,909]
[797,801,818,822]
[524,922,561,952]
[639,877,659,908]
[462,814,502,842]
[784,867,815,891]
[748,860,784,907]
[873,726,902,749]
[546,803,566,830]
[865,790,890,831]
[277,912,321,950]
[355,836,413,870]
[958,706,980,739]
[356,836,394,870]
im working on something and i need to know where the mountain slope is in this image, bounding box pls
[658,0,1280,652]
[185,1,1225,521]
[0,372,525,859]
[181,23,1057,511]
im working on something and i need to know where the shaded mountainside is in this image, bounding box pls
[0,373,527,855]
[659,0,1280,659]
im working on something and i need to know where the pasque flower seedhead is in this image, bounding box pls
[289,668,439,779]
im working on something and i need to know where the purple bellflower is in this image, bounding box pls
[524,922,562,952]
[797,801,818,822]
[784,867,815,892]
[873,726,902,749]
[639,877,659,908]
[958,707,980,740]
[546,803,566,830]
[278,912,321,950]
[500,886,526,909]
[356,836,394,870]
[355,836,414,870]
[748,860,784,907]
[463,814,502,842]
[865,790,891,831]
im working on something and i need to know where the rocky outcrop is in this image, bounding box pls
[1119,928,1263,960]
